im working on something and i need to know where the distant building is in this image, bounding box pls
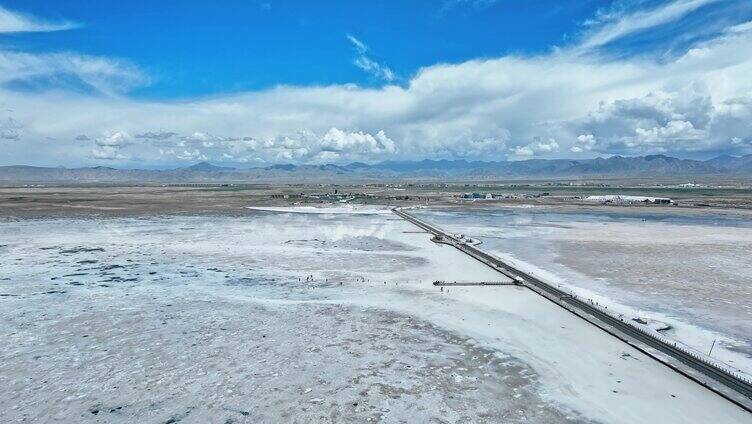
[461,192,490,199]
[585,195,673,204]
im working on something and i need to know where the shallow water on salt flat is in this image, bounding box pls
[414,207,752,371]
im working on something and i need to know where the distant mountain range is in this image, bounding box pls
[184,162,236,172]
[2,155,752,183]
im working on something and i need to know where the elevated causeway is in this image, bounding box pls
[393,207,752,412]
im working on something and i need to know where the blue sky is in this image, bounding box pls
[1,0,605,97]
[1,0,752,167]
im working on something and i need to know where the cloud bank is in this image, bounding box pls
[1,2,752,167]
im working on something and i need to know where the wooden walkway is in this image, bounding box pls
[432,281,519,286]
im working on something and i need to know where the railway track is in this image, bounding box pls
[393,207,752,412]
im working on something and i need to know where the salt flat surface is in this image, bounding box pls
[1,210,750,423]
[245,205,392,215]
[414,207,752,376]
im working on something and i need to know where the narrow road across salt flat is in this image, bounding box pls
[393,207,752,413]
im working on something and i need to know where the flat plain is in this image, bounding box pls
[1,185,751,423]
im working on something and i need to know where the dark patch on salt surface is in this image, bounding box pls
[620,352,637,360]
[163,407,194,423]
[726,344,752,359]
[285,238,325,245]
[37,290,66,295]
[60,247,105,254]
[224,276,277,288]
[100,277,123,282]
[283,236,418,252]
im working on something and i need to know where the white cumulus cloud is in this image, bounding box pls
[2,2,752,166]
[320,128,397,155]
[571,134,598,153]
[510,137,559,158]
[95,131,131,147]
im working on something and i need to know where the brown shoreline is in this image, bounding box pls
[2,184,752,219]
